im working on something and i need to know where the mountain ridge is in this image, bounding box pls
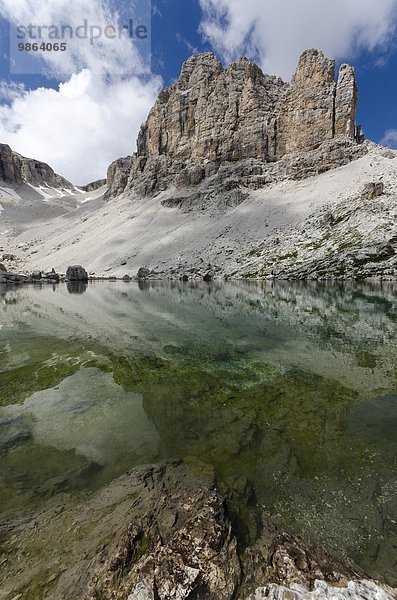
[0,143,74,190]
[0,49,395,282]
[106,49,365,200]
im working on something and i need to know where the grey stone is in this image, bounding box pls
[362,182,384,200]
[246,580,396,599]
[137,267,150,280]
[105,156,133,199]
[42,270,60,283]
[0,272,33,284]
[66,265,88,281]
[1,461,395,599]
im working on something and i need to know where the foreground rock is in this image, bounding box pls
[106,49,365,200]
[0,461,395,600]
[248,580,395,599]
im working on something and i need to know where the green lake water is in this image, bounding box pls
[0,280,396,584]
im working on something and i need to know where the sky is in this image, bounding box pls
[0,0,396,185]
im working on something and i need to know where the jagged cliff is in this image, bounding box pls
[0,143,73,189]
[106,49,365,199]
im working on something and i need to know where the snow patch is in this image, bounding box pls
[24,182,54,201]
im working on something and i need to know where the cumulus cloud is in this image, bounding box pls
[0,80,26,102]
[1,0,149,78]
[199,0,397,79]
[381,129,397,148]
[0,71,160,185]
[0,0,160,184]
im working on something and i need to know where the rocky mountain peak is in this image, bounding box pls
[107,49,365,200]
[292,49,335,85]
[136,51,287,164]
[177,51,223,89]
[275,49,359,158]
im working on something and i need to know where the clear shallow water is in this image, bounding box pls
[0,281,396,584]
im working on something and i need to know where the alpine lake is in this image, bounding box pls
[0,280,396,586]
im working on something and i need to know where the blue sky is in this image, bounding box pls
[0,0,396,184]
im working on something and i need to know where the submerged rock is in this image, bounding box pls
[0,416,31,451]
[2,461,396,600]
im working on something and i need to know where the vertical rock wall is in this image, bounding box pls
[136,49,359,166]
[106,49,362,198]
[275,49,358,158]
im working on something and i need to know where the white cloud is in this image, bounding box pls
[381,129,397,148]
[0,80,26,102]
[199,0,397,79]
[0,71,160,185]
[1,0,149,78]
[0,0,160,185]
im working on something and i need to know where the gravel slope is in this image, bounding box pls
[0,142,395,280]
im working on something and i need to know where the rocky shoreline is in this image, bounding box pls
[0,460,395,600]
[1,259,396,287]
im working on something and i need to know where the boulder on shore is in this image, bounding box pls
[66,265,88,281]
[42,269,59,283]
[137,267,150,280]
[0,272,33,284]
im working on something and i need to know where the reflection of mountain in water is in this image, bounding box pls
[0,281,396,585]
[1,280,395,394]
